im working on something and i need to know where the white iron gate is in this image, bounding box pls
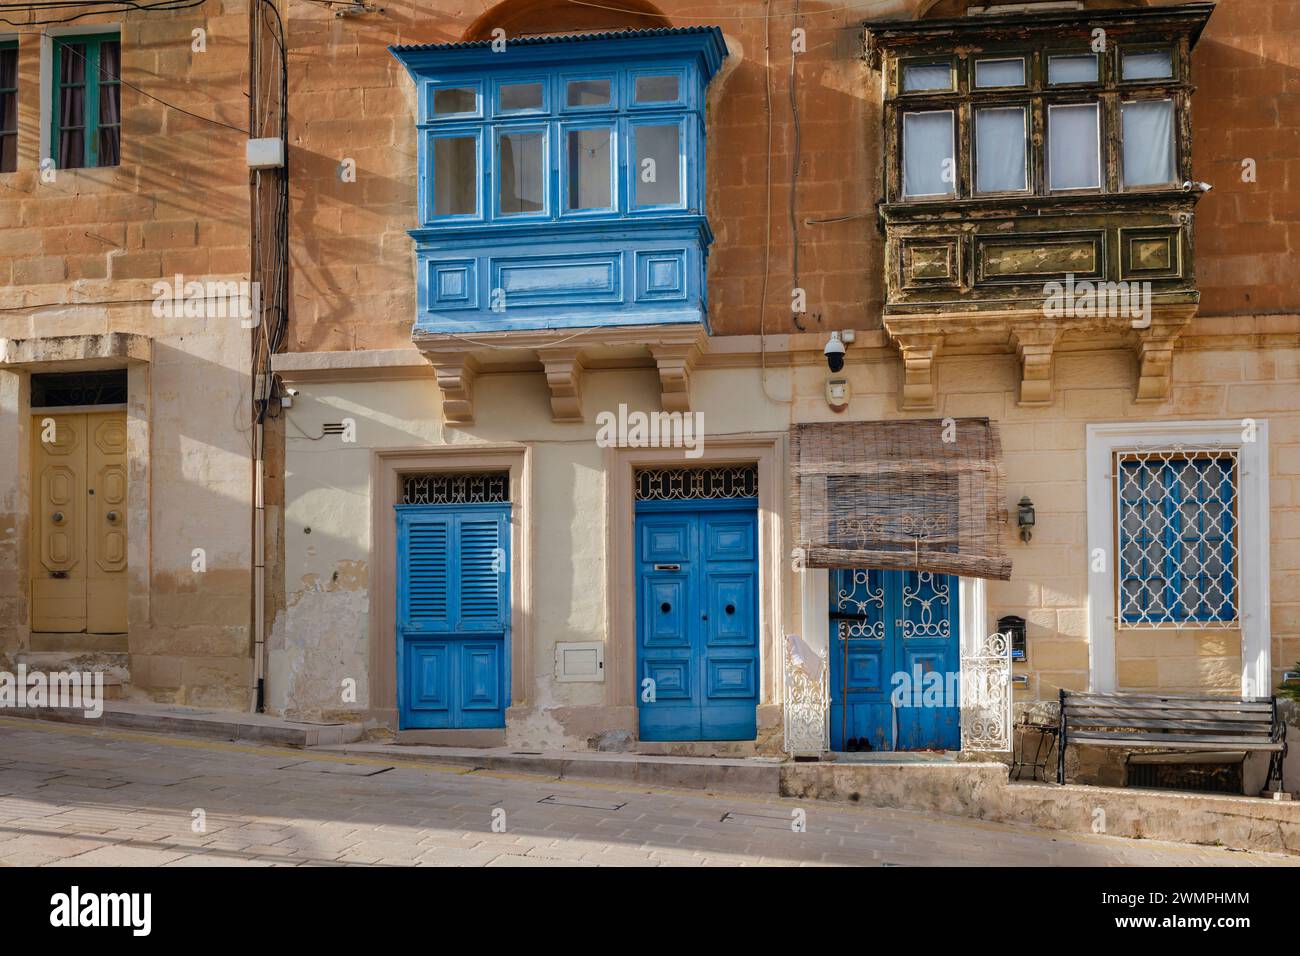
[960,630,1012,751]
[783,633,828,755]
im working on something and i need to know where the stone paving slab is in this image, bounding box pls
[0,717,1296,868]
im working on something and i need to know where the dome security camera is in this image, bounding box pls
[824,331,846,373]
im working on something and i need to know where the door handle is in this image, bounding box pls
[106,511,119,523]
[51,511,65,523]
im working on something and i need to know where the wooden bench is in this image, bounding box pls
[1058,690,1287,793]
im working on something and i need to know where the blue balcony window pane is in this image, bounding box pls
[499,131,544,214]
[567,79,610,107]
[433,136,476,216]
[499,82,542,111]
[636,124,680,206]
[566,128,612,210]
[635,75,679,102]
[434,87,476,114]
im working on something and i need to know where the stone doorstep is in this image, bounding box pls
[780,761,1300,857]
[1,700,366,748]
[314,741,785,795]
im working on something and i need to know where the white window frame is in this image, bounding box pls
[1086,420,1271,697]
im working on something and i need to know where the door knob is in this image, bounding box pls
[660,602,671,613]
[107,511,119,523]
[51,511,65,523]
[702,612,708,620]
[725,604,736,615]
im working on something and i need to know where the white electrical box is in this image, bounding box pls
[246,137,285,169]
[555,641,604,682]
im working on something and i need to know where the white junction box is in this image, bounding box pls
[555,641,604,682]
[246,137,286,169]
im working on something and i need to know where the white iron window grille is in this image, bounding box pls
[834,570,885,639]
[402,471,510,505]
[1115,449,1239,628]
[634,465,758,501]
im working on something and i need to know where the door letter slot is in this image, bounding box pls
[653,563,680,571]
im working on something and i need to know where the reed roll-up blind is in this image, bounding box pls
[790,418,1012,581]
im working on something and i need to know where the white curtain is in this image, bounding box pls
[903,63,951,92]
[1122,99,1176,187]
[975,58,1024,88]
[1048,54,1097,85]
[903,111,954,197]
[975,107,1026,193]
[1048,103,1100,190]
[1122,50,1172,81]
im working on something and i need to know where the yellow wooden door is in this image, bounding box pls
[30,410,127,633]
[87,411,128,632]
[31,413,87,631]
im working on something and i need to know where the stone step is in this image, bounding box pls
[316,741,784,794]
[29,631,130,653]
[3,701,367,748]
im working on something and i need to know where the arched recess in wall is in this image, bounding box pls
[462,0,672,41]
[916,0,1148,18]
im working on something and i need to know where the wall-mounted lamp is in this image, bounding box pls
[1017,495,1036,543]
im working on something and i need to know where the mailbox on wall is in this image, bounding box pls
[999,615,1027,664]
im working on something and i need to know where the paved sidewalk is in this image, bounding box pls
[0,717,1294,867]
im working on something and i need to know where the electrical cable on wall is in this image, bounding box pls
[0,0,205,28]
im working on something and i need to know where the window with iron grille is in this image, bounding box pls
[1116,450,1238,627]
[31,369,127,407]
[634,465,757,501]
[402,471,509,505]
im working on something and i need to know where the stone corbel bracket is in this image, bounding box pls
[425,353,479,426]
[1008,324,1061,407]
[1130,305,1198,403]
[885,301,1198,409]
[648,333,706,413]
[536,346,586,423]
[891,332,943,411]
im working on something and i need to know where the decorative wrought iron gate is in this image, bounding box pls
[783,633,828,754]
[959,630,1012,751]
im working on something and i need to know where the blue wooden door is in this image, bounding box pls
[397,504,509,729]
[635,501,758,741]
[829,569,960,751]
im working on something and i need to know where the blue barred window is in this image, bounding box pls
[1117,451,1238,626]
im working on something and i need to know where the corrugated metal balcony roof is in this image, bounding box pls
[391,25,718,53]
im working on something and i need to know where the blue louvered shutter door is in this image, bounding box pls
[402,514,451,631]
[453,512,508,630]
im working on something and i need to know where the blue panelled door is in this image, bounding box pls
[635,500,759,741]
[397,504,510,729]
[829,569,960,751]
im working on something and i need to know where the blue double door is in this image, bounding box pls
[396,504,510,729]
[635,500,759,741]
[829,569,961,752]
